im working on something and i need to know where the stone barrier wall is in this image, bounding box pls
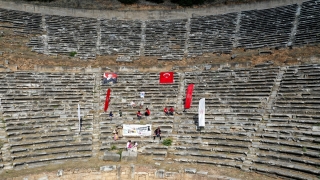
[0,0,307,20]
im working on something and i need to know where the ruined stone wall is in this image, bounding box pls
[7,165,234,180]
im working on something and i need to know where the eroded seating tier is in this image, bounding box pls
[1,2,319,59]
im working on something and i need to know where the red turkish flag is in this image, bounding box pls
[159,72,174,84]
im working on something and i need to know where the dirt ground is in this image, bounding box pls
[0,155,282,180]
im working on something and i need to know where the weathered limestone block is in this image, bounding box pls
[156,169,165,179]
[184,168,197,179]
[100,165,117,171]
[103,151,120,162]
[116,56,132,62]
[196,171,208,180]
[312,126,320,131]
[121,151,137,162]
[57,169,63,177]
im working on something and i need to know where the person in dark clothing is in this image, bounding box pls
[109,111,113,120]
[153,127,161,140]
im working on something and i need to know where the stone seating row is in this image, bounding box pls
[13,154,92,168]
[175,111,320,179]
[238,4,297,48]
[8,133,93,168]
[250,163,316,180]
[144,19,187,59]
[99,19,142,56]
[2,2,320,58]
[254,149,320,176]
[275,64,320,114]
[35,15,97,59]
[0,72,95,168]
[188,12,238,55]
[294,0,320,46]
[0,8,42,34]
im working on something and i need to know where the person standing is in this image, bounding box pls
[153,127,161,140]
[119,110,122,117]
[109,111,113,120]
[140,91,145,98]
[126,140,132,151]
[113,129,119,141]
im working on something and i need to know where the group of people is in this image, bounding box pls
[129,101,144,109]
[163,106,174,116]
[109,110,122,120]
[110,106,174,121]
[109,108,151,121]
[126,140,138,152]
[136,108,151,120]
[112,127,161,154]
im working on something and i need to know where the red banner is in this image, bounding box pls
[104,88,111,112]
[184,84,194,109]
[159,72,174,84]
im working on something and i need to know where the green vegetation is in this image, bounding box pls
[302,147,307,152]
[69,51,77,57]
[118,0,138,4]
[111,145,117,150]
[117,149,123,158]
[162,138,173,146]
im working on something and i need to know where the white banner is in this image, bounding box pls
[78,104,81,133]
[199,98,205,127]
[123,124,152,136]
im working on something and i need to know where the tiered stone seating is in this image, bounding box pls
[171,67,279,171]
[238,4,297,49]
[99,19,142,57]
[98,72,179,152]
[294,0,320,46]
[31,15,98,59]
[0,8,42,35]
[185,67,279,113]
[188,13,238,56]
[0,72,95,168]
[246,64,320,179]
[144,19,187,60]
[274,64,320,114]
[3,1,320,59]
[0,114,4,170]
